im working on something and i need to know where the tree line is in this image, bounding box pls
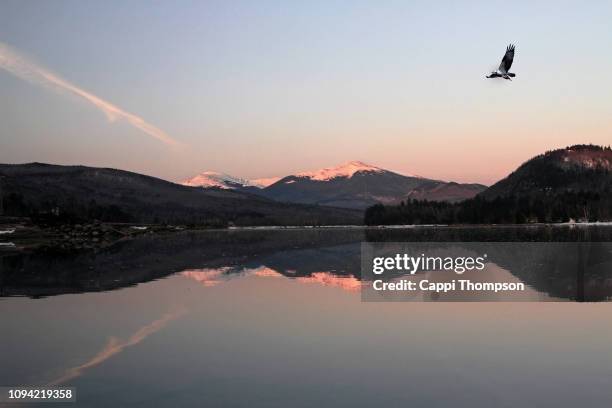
[365,191,612,225]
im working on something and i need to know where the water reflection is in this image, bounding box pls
[2,227,612,407]
[182,267,235,287]
[295,272,362,292]
[182,266,283,287]
[48,308,187,386]
[362,242,612,301]
[182,266,361,292]
[1,227,612,300]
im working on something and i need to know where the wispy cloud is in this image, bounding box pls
[0,41,181,146]
[48,308,187,386]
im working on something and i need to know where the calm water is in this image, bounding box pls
[2,226,612,407]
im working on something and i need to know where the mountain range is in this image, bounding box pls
[0,163,361,226]
[182,161,486,209]
[2,145,609,227]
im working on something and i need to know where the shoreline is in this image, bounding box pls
[2,220,612,254]
[229,222,612,230]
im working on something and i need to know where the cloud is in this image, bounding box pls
[0,41,181,146]
[48,308,187,386]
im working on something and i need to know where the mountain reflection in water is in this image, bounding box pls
[182,266,362,292]
[2,226,612,407]
[2,226,612,300]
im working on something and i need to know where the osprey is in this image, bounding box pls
[487,44,516,80]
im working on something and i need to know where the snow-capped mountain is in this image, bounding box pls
[295,161,388,181]
[261,161,485,209]
[181,172,279,190]
[181,171,259,191]
[181,161,486,209]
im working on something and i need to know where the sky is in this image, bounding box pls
[0,0,611,185]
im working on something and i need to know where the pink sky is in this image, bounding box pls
[1,2,611,186]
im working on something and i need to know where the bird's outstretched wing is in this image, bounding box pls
[498,44,515,73]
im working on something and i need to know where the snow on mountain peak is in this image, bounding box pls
[296,161,385,181]
[181,171,253,189]
[250,177,281,188]
[181,172,280,189]
[181,160,422,190]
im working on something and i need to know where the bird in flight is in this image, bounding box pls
[486,44,516,80]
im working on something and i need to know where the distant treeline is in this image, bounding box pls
[365,192,612,225]
[2,192,229,227]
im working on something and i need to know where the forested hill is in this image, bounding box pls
[0,163,362,226]
[365,145,612,225]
